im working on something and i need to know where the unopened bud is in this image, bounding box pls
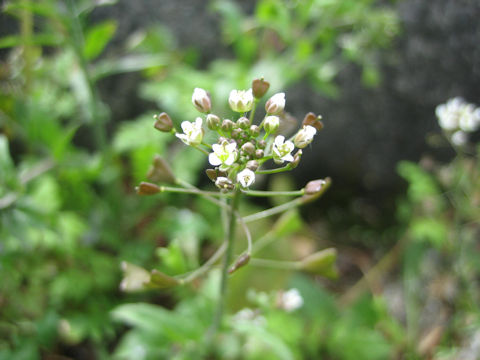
[215,177,234,192]
[147,155,175,184]
[289,150,302,169]
[136,181,161,195]
[305,179,327,195]
[302,112,324,131]
[228,253,251,274]
[206,114,221,130]
[192,88,211,113]
[254,149,264,159]
[265,93,286,115]
[231,128,242,139]
[241,142,255,155]
[153,112,173,132]
[252,78,270,99]
[264,115,280,133]
[246,160,259,171]
[237,116,250,129]
[257,140,266,149]
[221,119,234,132]
[250,125,260,137]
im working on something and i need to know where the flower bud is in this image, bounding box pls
[249,125,260,137]
[229,89,254,113]
[246,160,259,171]
[153,112,173,132]
[252,78,270,99]
[221,119,234,132]
[254,149,264,159]
[136,181,161,195]
[304,179,327,195]
[302,112,324,131]
[289,150,302,169]
[206,114,221,130]
[237,116,251,129]
[228,253,251,274]
[147,155,175,184]
[241,142,255,155]
[293,125,317,148]
[231,128,242,139]
[264,115,280,133]
[257,140,266,149]
[192,87,211,113]
[265,93,285,115]
[215,177,234,192]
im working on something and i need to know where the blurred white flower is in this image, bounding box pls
[215,176,234,191]
[278,288,304,312]
[191,87,211,113]
[233,308,266,326]
[293,125,317,148]
[229,89,254,113]
[209,140,237,169]
[451,130,467,146]
[436,97,480,132]
[264,115,280,134]
[265,92,286,114]
[272,135,294,164]
[237,168,255,188]
[175,117,203,146]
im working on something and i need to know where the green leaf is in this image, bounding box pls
[410,217,448,248]
[83,21,117,60]
[0,33,62,49]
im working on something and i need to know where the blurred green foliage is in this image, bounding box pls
[2,0,479,359]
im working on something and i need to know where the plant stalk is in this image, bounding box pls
[211,189,241,334]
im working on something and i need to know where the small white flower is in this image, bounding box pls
[451,130,467,146]
[278,288,303,312]
[264,115,280,133]
[436,97,480,133]
[175,117,203,146]
[191,88,211,113]
[237,168,255,188]
[265,92,286,114]
[293,125,317,148]
[272,135,294,164]
[209,140,237,168]
[229,89,254,113]
[233,308,266,326]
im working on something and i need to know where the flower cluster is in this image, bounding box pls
[436,97,480,146]
[153,78,324,191]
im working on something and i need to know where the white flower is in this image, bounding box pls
[278,288,303,312]
[237,168,255,188]
[191,88,211,113]
[215,176,234,191]
[209,140,237,168]
[436,97,480,132]
[233,308,266,326]
[175,117,203,146]
[293,125,317,148]
[229,89,254,113]
[265,92,286,114]
[272,135,294,164]
[264,115,280,133]
[451,130,467,146]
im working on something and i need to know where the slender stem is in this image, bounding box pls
[256,166,291,174]
[193,146,210,156]
[249,99,259,124]
[211,189,241,334]
[201,141,212,149]
[249,258,299,270]
[241,189,304,197]
[179,243,227,283]
[242,198,303,223]
[160,185,231,197]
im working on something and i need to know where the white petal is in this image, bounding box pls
[275,135,285,147]
[209,153,222,166]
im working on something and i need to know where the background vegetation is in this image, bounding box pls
[1,0,479,359]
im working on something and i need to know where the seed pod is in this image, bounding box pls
[252,78,270,99]
[136,182,161,195]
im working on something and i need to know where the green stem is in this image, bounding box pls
[160,186,231,197]
[242,197,304,223]
[256,165,291,174]
[249,258,299,270]
[249,99,259,124]
[241,189,304,197]
[180,243,227,283]
[194,146,210,156]
[211,189,241,334]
